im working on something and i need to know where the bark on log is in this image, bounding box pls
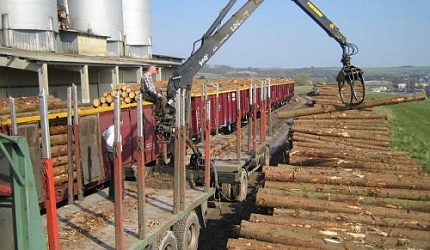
[277,92,427,119]
[52,155,69,166]
[51,144,69,158]
[291,132,390,148]
[288,156,419,174]
[227,238,301,250]
[259,187,430,213]
[291,127,391,141]
[249,213,430,241]
[49,134,68,146]
[273,208,430,231]
[264,181,430,201]
[50,124,68,135]
[53,163,76,176]
[294,111,387,120]
[256,192,430,221]
[263,166,430,190]
[239,220,333,250]
[54,172,77,186]
[289,146,416,166]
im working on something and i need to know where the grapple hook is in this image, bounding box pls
[336,65,365,105]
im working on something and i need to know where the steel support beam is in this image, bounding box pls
[38,63,49,94]
[80,65,90,103]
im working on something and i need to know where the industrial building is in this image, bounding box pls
[0,0,182,103]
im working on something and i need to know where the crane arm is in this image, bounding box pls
[167,0,264,100]
[291,0,358,66]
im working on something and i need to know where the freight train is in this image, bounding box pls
[0,78,294,205]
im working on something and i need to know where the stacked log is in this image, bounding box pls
[92,83,143,107]
[0,97,78,191]
[228,84,430,249]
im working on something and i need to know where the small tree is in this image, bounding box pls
[295,73,311,86]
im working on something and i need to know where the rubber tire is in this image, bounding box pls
[173,211,200,250]
[157,231,178,250]
[233,169,248,202]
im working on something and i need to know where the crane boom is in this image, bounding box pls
[167,0,264,100]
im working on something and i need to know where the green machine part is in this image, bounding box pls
[0,134,47,249]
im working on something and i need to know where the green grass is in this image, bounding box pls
[294,86,313,94]
[373,96,430,172]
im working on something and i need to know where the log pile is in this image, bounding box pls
[49,120,76,188]
[92,83,143,107]
[0,97,80,192]
[227,84,430,249]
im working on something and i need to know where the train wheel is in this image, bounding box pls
[156,231,177,250]
[173,211,200,250]
[233,169,248,202]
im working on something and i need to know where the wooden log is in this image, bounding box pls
[277,92,427,119]
[124,96,132,104]
[259,187,430,213]
[49,134,68,146]
[256,192,430,222]
[296,113,388,120]
[263,166,430,190]
[273,208,430,231]
[290,146,416,165]
[293,122,389,132]
[52,155,69,166]
[54,172,76,186]
[51,144,69,158]
[290,143,415,163]
[264,181,430,201]
[249,214,430,241]
[53,163,76,176]
[106,95,114,104]
[288,156,420,173]
[227,238,307,250]
[291,127,391,141]
[291,131,390,148]
[50,124,68,135]
[239,220,333,250]
[92,98,101,107]
[0,95,65,115]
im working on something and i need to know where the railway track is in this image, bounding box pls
[227,86,430,249]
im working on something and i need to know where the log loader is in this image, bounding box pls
[159,0,364,139]
[155,0,365,200]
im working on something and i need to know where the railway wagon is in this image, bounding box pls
[0,77,294,205]
[189,78,295,140]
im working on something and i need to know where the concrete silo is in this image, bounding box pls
[67,0,124,56]
[122,0,152,59]
[0,0,58,51]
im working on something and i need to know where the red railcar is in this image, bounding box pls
[189,78,294,140]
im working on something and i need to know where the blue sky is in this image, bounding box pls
[151,0,430,68]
